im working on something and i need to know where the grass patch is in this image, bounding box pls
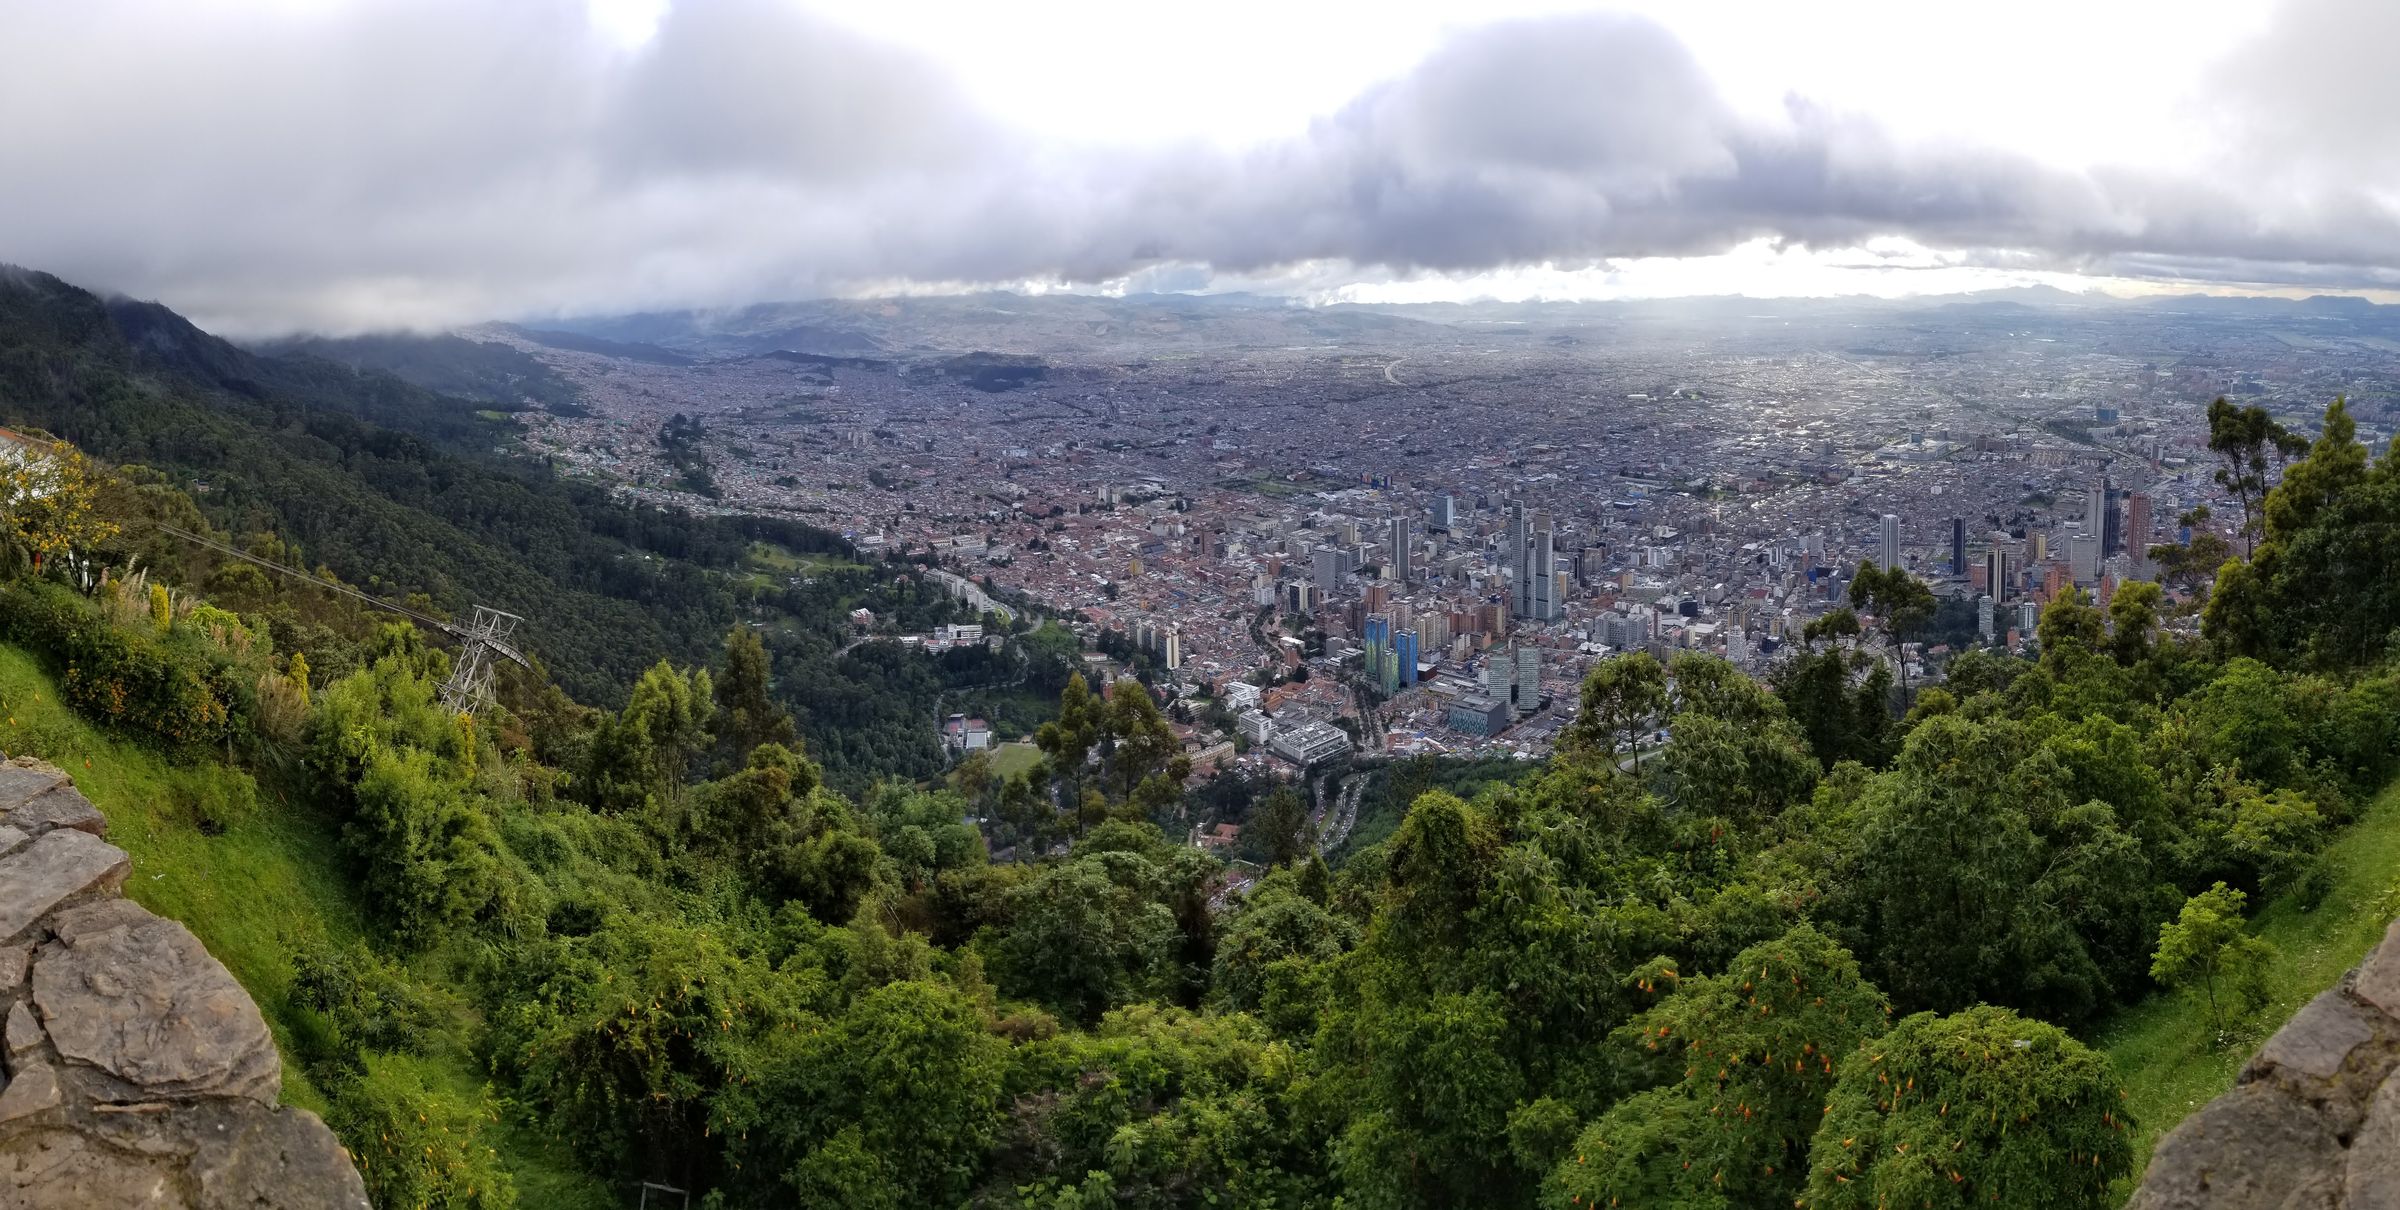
[0,643,613,1207]
[2095,776,2400,1193]
[987,741,1043,781]
[746,540,862,578]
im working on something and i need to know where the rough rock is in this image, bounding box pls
[32,914,279,1103]
[47,899,152,946]
[2352,919,2400,1019]
[3,1005,38,1064]
[0,1064,60,1126]
[2345,1072,2400,1208]
[0,830,129,943]
[0,758,367,1207]
[5,789,104,839]
[2131,918,2400,1208]
[0,763,68,815]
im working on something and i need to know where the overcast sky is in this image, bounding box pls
[4,0,2395,335]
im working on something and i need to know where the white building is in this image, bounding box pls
[1269,720,1352,767]
[1236,709,1274,745]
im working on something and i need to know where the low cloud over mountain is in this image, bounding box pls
[4,0,2393,333]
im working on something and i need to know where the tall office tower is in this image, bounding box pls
[1530,526,1559,621]
[2085,482,2107,532]
[2101,484,2124,556]
[2068,532,2101,584]
[1431,494,1456,532]
[1985,546,2008,602]
[2018,601,2039,636]
[1977,595,1996,640]
[2125,492,2154,573]
[1313,545,1342,595]
[1395,630,1420,686]
[2031,531,2048,563]
[1506,504,1532,617]
[1951,518,1967,576]
[1515,647,1541,711]
[1389,515,1412,585]
[1879,514,1901,571]
[1484,650,1515,705]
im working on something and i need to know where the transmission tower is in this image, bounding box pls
[437,606,529,716]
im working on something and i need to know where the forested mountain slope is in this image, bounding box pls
[0,268,1028,789]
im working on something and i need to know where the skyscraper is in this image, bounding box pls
[1529,525,1558,621]
[1879,513,1901,571]
[1506,504,1531,616]
[2126,492,2154,574]
[1313,545,1342,595]
[1431,494,1456,532]
[1985,544,2008,602]
[1951,517,1967,576]
[2101,484,2123,556]
[2068,532,2101,584]
[1515,647,1541,711]
[1484,650,1515,705]
[1389,515,1411,585]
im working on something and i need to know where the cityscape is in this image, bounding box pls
[492,289,2398,784]
[8,1,2400,1205]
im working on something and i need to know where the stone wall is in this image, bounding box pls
[2130,917,2400,1208]
[0,756,368,1208]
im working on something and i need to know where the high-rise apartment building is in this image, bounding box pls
[1879,513,1901,571]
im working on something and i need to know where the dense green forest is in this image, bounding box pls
[254,330,592,416]
[6,263,2400,1207]
[0,269,1016,792]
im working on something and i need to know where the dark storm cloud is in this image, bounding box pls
[1,0,2394,333]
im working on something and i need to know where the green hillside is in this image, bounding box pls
[2099,774,2400,1187]
[0,642,609,1206]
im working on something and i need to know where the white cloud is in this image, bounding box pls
[0,0,2392,334]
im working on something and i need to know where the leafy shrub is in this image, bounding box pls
[168,763,258,834]
[0,578,253,750]
[289,940,443,1068]
[330,1052,518,1210]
